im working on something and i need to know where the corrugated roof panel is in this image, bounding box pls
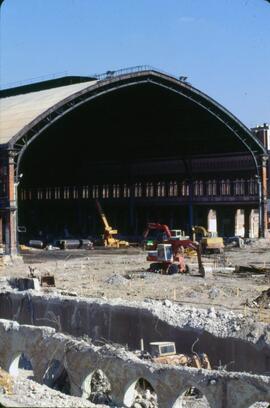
[0,80,97,145]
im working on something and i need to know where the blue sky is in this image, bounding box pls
[0,0,269,127]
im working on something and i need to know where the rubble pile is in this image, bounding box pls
[105,274,129,286]
[248,288,270,309]
[0,367,13,395]
[2,376,106,407]
[89,369,112,405]
[131,383,158,408]
[151,299,248,338]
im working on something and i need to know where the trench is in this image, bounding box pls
[0,290,269,375]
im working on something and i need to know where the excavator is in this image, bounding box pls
[192,225,224,254]
[143,223,186,250]
[143,223,205,277]
[95,200,129,248]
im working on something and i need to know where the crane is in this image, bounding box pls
[95,200,129,248]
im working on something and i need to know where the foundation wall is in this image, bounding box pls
[0,319,270,408]
[1,291,270,375]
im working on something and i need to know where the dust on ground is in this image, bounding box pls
[1,239,270,322]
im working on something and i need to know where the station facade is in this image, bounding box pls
[0,67,268,254]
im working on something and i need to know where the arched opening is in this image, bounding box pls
[249,209,259,238]
[124,377,157,408]
[42,359,71,395]
[13,76,261,246]
[9,352,34,379]
[82,369,112,404]
[172,387,211,408]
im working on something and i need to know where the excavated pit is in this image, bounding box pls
[0,288,270,375]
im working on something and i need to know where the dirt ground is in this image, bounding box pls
[1,239,270,322]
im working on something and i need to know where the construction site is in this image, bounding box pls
[0,67,270,407]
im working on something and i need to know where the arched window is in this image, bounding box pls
[248,178,256,195]
[194,180,203,196]
[73,187,78,199]
[146,182,154,197]
[112,184,120,198]
[123,184,130,198]
[180,181,189,196]
[63,187,70,199]
[54,187,61,199]
[37,188,43,200]
[102,184,109,198]
[234,178,245,196]
[168,181,178,197]
[92,185,99,199]
[82,186,89,199]
[45,188,51,200]
[207,180,217,196]
[157,181,166,197]
[199,180,204,196]
[134,182,142,197]
[221,179,231,195]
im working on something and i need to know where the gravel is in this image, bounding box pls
[3,376,110,408]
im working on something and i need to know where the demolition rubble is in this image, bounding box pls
[0,239,270,407]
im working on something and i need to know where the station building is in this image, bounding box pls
[0,67,268,254]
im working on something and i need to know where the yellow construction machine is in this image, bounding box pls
[192,225,224,254]
[95,200,129,248]
[148,341,211,369]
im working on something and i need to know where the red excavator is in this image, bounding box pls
[144,223,205,277]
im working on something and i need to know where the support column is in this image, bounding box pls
[0,155,6,253]
[234,209,245,237]
[244,208,252,238]
[249,209,259,238]
[207,209,217,234]
[5,150,17,255]
[188,179,193,234]
[0,217,2,244]
[129,184,135,234]
[261,155,268,238]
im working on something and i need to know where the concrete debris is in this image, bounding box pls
[225,237,245,248]
[248,288,270,309]
[131,383,158,408]
[1,376,105,408]
[234,265,270,276]
[124,272,156,280]
[208,287,220,299]
[8,277,40,291]
[163,299,173,307]
[105,274,129,285]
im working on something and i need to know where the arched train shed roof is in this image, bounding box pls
[0,67,266,164]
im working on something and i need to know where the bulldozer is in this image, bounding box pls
[192,225,224,254]
[149,341,211,369]
[95,200,129,248]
